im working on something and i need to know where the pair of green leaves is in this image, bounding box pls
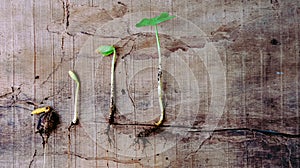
[136,12,175,27]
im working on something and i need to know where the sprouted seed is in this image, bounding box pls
[136,12,175,127]
[31,106,59,168]
[31,106,59,146]
[68,70,80,125]
[96,45,117,124]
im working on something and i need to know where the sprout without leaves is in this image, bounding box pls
[68,70,80,125]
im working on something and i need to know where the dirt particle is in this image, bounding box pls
[26,101,35,105]
[117,1,126,6]
[270,38,280,45]
[121,89,126,95]
[263,97,277,108]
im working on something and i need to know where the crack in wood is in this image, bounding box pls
[62,0,70,30]
[0,85,64,111]
[0,85,40,111]
[189,128,300,138]
[111,122,300,139]
[184,135,212,160]
[79,31,94,36]
[0,86,22,99]
[0,90,14,99]
[28,149,37,168]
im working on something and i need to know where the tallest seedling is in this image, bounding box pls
[136,12,175,126]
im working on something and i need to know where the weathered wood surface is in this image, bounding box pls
[0,0,299,167]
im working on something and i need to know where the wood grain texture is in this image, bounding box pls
[0,0,299,167]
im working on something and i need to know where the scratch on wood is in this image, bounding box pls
[123,59,135,108]
[41,56,76,85]
[39,85,66,104]
[68,152,142,166]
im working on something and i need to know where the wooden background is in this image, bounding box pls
[0,0,299,167]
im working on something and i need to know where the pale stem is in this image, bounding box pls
[72,80,79,124]
[69,70,80,125]
[155,25,164,126]
[109,48,117,123]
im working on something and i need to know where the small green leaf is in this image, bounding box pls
[135,18,154,27]
[155,12,176,24]
[68,70,79,83]
[96,45,115,56]
[136,12,176,27]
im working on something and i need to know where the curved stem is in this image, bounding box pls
[68,70,80,125]
[155,25,164,126]
[109,48,117,124]
[72,81,79,124]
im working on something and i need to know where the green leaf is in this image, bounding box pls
[96,45,115,56]
[155,12,176,24]
[136,18,155,27]
[136,12,176,27]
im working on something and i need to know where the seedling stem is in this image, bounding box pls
[68,70,80,125]
[109,47,117,124]
[96,45,117,124]
[155,25,164,126]
[136,12,175,126]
